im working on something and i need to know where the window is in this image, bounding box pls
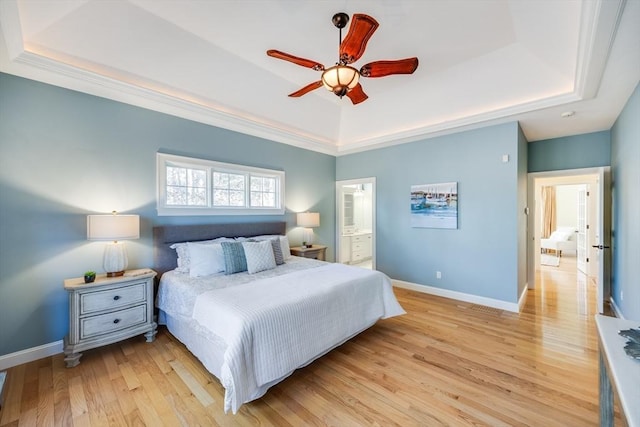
[157,153,285,216]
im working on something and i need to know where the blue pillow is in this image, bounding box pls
[221,241,247,274]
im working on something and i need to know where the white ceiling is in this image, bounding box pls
[1,0,638,155]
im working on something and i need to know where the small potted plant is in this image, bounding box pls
[83,271,96,284]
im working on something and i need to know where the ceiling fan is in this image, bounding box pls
[267,12,419,105]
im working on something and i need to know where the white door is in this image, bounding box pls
[576,186,588,273]
[595,167,612,314]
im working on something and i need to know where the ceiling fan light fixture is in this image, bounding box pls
[321,65,359,97]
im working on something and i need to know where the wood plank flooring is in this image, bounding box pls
[0,260,620,426]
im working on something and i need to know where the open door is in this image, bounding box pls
[576,186,588,274]
[595,167,612,314]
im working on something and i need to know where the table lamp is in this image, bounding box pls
[87,211,140,276]
[297,212,320,248]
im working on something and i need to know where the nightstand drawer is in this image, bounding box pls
[80,304,147,339]
[80,282,146,315]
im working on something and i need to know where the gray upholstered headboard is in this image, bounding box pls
[153,221,287,279]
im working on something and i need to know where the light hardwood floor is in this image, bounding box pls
[0,261,619,426]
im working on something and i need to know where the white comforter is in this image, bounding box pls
[191,262,405,413]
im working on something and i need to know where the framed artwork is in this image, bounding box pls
[410,182,458,229]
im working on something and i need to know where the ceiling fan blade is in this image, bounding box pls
[267,50,325,71]
[346,83,368,105]
[339,14,379,64]
[360,58,419,78]
[288,81,324,97]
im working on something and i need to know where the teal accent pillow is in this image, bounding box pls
[221,241,247,274]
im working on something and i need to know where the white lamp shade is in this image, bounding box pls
[87,214,140,241]
[297,212,320,228]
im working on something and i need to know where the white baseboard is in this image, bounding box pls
[609,298,625,319]
[392,279,520,313]
[518,285,528,311]
[0,340,63,371]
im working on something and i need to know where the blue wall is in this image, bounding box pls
[337,122,526,305]
[0,73,336,356]
[611,83,640,321]
[528,131,611,172]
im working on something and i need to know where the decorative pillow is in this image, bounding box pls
[221,241,248,274]
[250,234,280,241]
[187,242,225,278]
[170,237,233,273]
[279,236,291,260]
[242,240,277,274]
[270,238,285,265]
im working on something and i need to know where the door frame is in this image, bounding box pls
[527,166,611,313]
[336,177,377,269]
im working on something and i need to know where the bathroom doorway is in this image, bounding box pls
[336,178,376,269]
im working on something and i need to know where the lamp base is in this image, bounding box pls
[103,242,128,277]
[106,271,125,277]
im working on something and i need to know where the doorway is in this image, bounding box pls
[336,178,376,269]
[527,167,612,313]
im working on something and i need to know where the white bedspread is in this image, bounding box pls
[191,262,405,413]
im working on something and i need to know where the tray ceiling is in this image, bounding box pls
[1,0,638,155]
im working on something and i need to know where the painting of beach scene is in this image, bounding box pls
[411,182,458,229]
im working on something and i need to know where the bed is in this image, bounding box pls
[153,222,405,413]
[540,227,577,257]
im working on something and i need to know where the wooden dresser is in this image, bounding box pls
[63,270,157,367]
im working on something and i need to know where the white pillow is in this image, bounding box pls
[187,242,226,277]
[242,240,276,274]
[170,237,233,273]
[279,236,291,260]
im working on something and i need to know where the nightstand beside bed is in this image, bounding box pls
[290,245,327,261]
[63,270,157,368]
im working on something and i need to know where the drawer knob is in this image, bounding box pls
[113,295,120,301]
[113,318,120,324]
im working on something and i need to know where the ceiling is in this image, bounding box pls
[1,0,638,155]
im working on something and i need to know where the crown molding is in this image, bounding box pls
[335,91,582,155]
[7,50,339,155]
[574,0,626,100]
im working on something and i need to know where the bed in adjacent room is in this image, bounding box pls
[153,222,405,413]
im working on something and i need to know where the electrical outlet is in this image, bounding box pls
[620,291,624,301]
[436,271,442,279]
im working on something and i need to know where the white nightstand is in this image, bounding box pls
[63,270,157,368]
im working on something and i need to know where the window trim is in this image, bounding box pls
[157,153,285,216]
